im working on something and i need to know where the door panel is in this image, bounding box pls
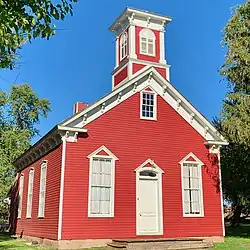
[138,179,158,234]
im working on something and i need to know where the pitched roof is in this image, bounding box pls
[61,66,227,144]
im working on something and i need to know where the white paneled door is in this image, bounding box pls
[137,175,161,235]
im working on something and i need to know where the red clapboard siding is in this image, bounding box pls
[135,26,160,63]
[133,63,167,78]
[16,144,62,240]
[61,93,223,240]
[114,66,128,87]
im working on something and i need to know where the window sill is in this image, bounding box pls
[88,214,114,218]
[140,117,157,121]
[26,217,31,219]
[37,216,45,219]
[183,214,204,218]
[140,51,155,57]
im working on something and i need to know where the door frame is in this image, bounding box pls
[135,159,164,235]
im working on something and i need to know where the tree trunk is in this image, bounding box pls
[231,204,243,227]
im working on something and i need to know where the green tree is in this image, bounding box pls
[0,84,50,221]
[220,2,250,146]
[218,1,250,226]
[0,0,78,69]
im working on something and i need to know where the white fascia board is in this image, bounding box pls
[61,66,153,127]
[127,8,172,22]
[204,140,229,146]
[57,125,87,133]
[151,69,227,143]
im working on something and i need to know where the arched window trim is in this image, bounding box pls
[139,28,156,56]
[120,32,128,61]
[88,146,118,218]
[26,168,34,218]
[179,152,204,217]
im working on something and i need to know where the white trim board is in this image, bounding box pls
[61,67,227,144]
[58,137,67,240]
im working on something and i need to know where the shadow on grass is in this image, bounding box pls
[226,223,250,238]
[0,232,26,249]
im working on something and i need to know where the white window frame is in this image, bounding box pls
[38,160,47,218]
[87,146,118,218]
[139,28,156,56]
[140,89,157,120]
[18,174,24,219]
[179,152,204,217]
[120,32,128,61]
[26,168,34,218]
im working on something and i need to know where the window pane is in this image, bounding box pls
[148,43,154,55]
[182,162,202,215]
[141,41,147,53]
[39,163,47,217]
[141,92,155,119]
[90,158,113,215]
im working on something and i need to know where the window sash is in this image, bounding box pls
[182,163,203,215]
[141,92,156,119]
[120,33,128,60]
[38,163,47,217]
[140,37,155,56]
[89,158,113,216]
[26,170,34,218]
[18,175,24,218]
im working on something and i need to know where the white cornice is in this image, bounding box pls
[109,7,172,33]
[57,126,87,133]
[13,125,88,171]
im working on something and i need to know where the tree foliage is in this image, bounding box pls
[220,2,250,146]
[221,2,250,92]
[0,0,78,69]
[0,84,50,220]
[218,1,250,226]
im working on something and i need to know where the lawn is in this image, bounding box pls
[0,232,52,249]
[213,222,250,250]
[1,224,250,250]
[0,233,104,250]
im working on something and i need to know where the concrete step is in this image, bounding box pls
[107,240,213,249]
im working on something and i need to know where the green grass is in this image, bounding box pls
[0,233,53,249]
[0,232,106,249]
[1,224,250,250]
[213,222,250,250]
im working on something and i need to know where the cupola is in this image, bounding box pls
[109,8,172,89]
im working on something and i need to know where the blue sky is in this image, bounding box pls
[0,0,245,142]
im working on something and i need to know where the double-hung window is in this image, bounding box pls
[139,28,156,56]
[38,161,47,218]
[141,90,157,120]
[26,169,34,218]
[88,146,118,217]
[120,32,128,60]
[18,174,24,218]
[180,153,204,217]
